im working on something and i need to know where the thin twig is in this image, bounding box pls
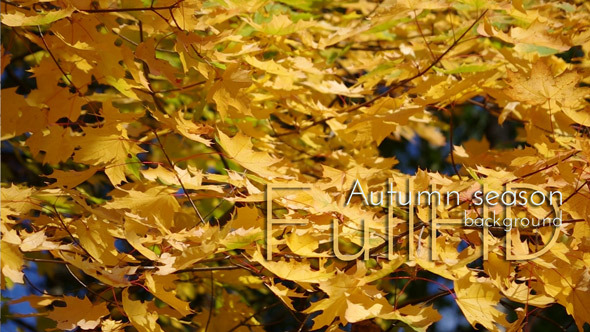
[204,270,215,332]
[227,302,281,332]
[504,151,579,185]
[79,0,182,13]
[65,264,117,304]
[275,10,489,138]
[448,105,463,179]
[413,9,436,61]
[153,130,206,224]
[174,265,245,273]
[53,206,92,258]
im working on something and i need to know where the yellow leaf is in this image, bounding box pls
[60,252,137,287]
[47,167,99,189]
[122,288,165,332]
[0,242,24,284]
[251,250,333,284]
[145,273,193,316]
[172,114,213,146]
[47,296,109,330]
[73,124,144,185]
[1,7,74,27]
[101,319,127,332]
[217,130,284,179]
[27,127,78,165]
[454,273,508,332]
[505,59,590,114]
[305,268,393,329]
[106,185,180,229]
[219,206,265,250]
[380,304,441,332]
[567,269,590,332]
[245,14,316,36]
[105,77,140,100]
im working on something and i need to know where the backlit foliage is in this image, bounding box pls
[2,0,590,331]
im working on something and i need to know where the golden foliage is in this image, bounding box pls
[2,0,590,331]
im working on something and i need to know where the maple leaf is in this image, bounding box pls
[504,59,590,117]
[221,206,265,250]
[27,127,78,165]
[1,6,74,26]
[171,114,214,147]
[47,167,99,189]
[379,304,442,332]
[454,273,508,332]
[122,288,165,332]
[479,19,571,55]
[217,130,285,179]
[568,269,590,332]
[244,14,317,36]
[3,1,590,331]
[73,124,145,185]
[304,265,393,329]
[0,242,24,284]
[251,250,334,284]
[145,273,193,316]
[47,296,110,330]
[105,185,180,229]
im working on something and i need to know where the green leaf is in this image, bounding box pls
[1,7,75,27]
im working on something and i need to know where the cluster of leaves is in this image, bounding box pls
[2,0,590,331]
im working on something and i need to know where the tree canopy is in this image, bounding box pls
[2,0,590,331]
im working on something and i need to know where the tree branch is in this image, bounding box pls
[275,9,489,138]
